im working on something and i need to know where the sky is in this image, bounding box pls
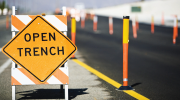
[1,0,151,14]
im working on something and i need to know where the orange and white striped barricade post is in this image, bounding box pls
[10,6,71,100]
[173,15,178,44]
[161,12,164,25]
[71,17,76,59]
[151,15,154,34]
[132,17,137,38]
[136,16,139,30]
[109,17,113,35]
[117,16,134,90]
[93,15,98,31]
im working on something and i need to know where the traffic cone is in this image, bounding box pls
[93,15,98,31]
[132,17,137,38]
[109,17,113,35]
[151,15,154,34]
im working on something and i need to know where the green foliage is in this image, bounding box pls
[0,1,10,15]
[0,1,5,10]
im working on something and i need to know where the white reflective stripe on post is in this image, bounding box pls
[80,11,85,20]
[174,17,177,27]
[173,39,176,43]
[81,16,85,20]
[94,16,97,22]
[132,17,136,26]
[123,78,128,81]
[109,17,113,24]
[65,84,68,100]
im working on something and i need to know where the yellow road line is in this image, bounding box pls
[72,59,150,100]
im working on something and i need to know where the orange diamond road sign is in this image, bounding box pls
[2,15,77,83]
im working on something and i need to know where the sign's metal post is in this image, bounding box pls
[62,6,69,100]
[12,6,16,100]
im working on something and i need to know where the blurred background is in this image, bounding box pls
[0,0,179,27]
[0,0,148,14]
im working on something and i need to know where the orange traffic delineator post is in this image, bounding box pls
[6,15,9,29]
[175,15,178,38]
[85,13,88,20]
[109,17,113,35]
[132,17,137,38]
[161,12,164,25]
[71,17,76,58]
[81,16,85,28]
[173,16,178,44]
[90,13,94,20]
[136,16,139,30]
[151,15,154,34]
[117,16,134,91]
[93,15,98,31]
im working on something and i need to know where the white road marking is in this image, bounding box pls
[0,59,11,75]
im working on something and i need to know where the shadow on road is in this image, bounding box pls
[16,88,88,100]
[131,83,142,88]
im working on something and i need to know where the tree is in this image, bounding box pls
[0,1,6,15]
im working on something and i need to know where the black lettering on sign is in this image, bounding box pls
[33,47,39,56]
[33,33,39,41]
[24,32,56,42]
[41,47,48,55]
[25,48,31,56]
[50,47,56,55]
[42,33,47,41]
[17,48,23,56]
[18,46,64,56]
[57,46,64,55]
[24,33,31,42]
[49,32,56,41]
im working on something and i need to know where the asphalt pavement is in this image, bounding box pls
[67,15,180,100]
